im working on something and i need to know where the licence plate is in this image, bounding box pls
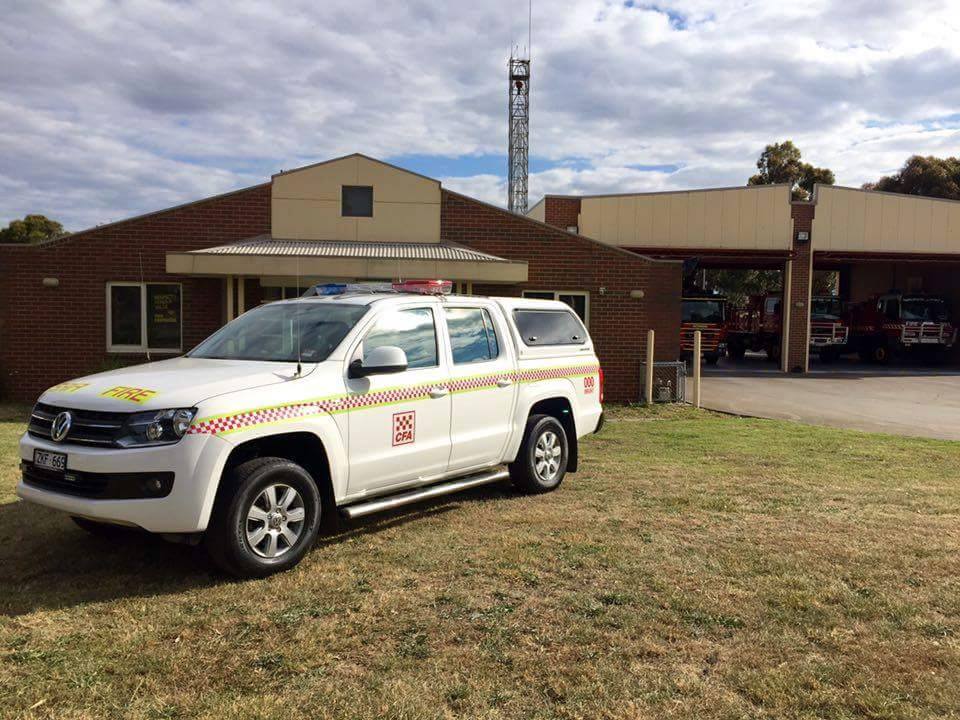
[34,449,67,472]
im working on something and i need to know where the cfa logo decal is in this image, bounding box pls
[392,411,416,446]
[584,376,596,394]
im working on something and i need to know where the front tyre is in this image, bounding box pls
[510,414,569,494]
[205,457,321,578]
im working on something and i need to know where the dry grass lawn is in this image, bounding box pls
[1,403,959,719]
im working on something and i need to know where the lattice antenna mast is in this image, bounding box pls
[507,7,531,215]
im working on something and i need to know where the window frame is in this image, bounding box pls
[443,306,502,366]
[521,290,590,326]
[341,185,374,218]
[512,308,588,347]
[355,305,440,371]
[105,281,183,354]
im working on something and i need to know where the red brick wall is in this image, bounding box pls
[0,184,271,402]
[442,191,681,402]
[543,197,581,231]
[786,202,814,372]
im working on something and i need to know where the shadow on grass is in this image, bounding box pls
[0,481,515,617]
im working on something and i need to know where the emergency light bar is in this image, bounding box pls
[303,280,453,297]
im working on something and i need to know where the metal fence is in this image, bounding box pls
[639,361,686,404]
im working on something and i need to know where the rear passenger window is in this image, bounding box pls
[513,310,586,346]
[445,307,500,364]
[363,308,438,369]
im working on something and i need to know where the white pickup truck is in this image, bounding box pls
[17,282,604,577]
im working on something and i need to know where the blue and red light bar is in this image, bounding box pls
[304,280,453,297]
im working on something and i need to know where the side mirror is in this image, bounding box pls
[349,345,408,378]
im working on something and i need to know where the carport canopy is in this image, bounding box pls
[166,234,528,284]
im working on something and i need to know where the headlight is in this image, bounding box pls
[118,408,197,447]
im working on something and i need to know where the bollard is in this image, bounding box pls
[692,330,702,409]
[645,329,655,406]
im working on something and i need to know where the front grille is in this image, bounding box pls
[28,402,128,447]
[22,462,174,499]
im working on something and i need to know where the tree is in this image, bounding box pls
[0,214,67,244]
[747,140,835,200]
[864,155,960,200]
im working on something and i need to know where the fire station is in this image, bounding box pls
[3,152,960,405]
[0,154,681,404]
[531,184,960,372]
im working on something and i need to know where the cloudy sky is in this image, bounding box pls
[2,0,960,231]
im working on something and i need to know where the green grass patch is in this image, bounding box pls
[1,404,959,718]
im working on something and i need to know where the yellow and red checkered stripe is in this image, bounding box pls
[188,363,599,437]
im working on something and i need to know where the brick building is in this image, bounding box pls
[0,154,681,403]
[8,153,956,405]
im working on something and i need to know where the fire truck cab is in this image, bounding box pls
[680,295,727,366]
[727,294,783,362]
[849,292,956,364]
[727,293,850,363]
[808,296,850,363]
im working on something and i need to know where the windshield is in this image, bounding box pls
[811,297,843,319]
[189,302,369,362]
[682,300,724,324]
[901,298,949,323]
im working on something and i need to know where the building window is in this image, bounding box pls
[342,185,373,217]
[522,290,589,326]
[107,282,182,352]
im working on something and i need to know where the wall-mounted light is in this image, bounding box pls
[42,278,59,288]
[796,231,810,244]
[630,289,645,299]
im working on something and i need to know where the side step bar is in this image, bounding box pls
[340,467,510,520]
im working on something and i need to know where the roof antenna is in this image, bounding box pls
[139,250,151,362]
[295,256,302,377]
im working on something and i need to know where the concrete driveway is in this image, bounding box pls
[695,368,960,441]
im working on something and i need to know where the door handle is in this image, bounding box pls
[496,378,514,387]
[428,386,449,399]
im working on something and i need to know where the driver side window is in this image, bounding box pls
[362,308,438,369]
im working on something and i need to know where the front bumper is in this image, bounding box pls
[16,431,232,533]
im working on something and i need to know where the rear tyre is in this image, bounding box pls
[705,353,720,366]
[872,343,891,365]
[509,414,569,494]
[819,348,838,364]
[766,341,782,363]
[727,340,746,361]
[204,457,322,578]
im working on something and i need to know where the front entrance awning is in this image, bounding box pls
[167,235,528,283]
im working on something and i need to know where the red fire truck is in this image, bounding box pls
[727,293,850,362]
[848,292,956,363]
[680,295,727,365]
[808,296,850,362]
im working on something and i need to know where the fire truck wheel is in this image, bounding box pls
[727,341,746,361]
[872,344,891,364]
[766,342,781,363]
[819,348,838,364]
[705,353,720,366]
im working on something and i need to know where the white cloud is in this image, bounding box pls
[2,0,960,229]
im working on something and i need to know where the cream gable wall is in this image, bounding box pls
[812,185,960,254]
[271,155,441,243]
[577,185,793,251]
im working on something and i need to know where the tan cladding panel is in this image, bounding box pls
[578,185,792,250]
[814,185,960,254]
[271,155,441,242]
[526,198,545,222]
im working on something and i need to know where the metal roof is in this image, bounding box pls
[187,235,514,263]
